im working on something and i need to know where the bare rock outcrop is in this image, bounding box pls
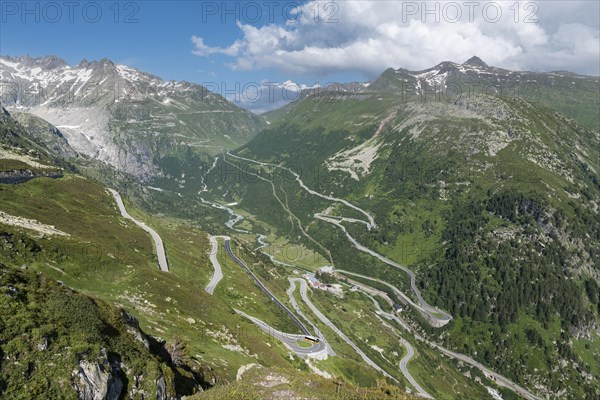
[72,357,123,400]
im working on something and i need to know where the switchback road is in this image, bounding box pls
[205,235,229,294]
[108,188,169,272]
[288,277,398,383]
[224,239,310,336]
[234,309,328,359]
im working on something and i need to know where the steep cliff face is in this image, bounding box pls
[72,356,123,400]
[11,111,78,159]
[0,264,203,399]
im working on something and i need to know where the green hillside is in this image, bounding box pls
[0,263,201,399]
[191,366,411,400]
[2,56,599,399]
[0,108,432,398]
[208,90,600,399]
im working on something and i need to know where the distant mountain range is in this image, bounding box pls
[266,56,599,131]
[1,54,597,183]
[0,55,266,180]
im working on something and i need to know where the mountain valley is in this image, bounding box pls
[0,54,598,400]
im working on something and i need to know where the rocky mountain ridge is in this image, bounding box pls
[0,55,267,180]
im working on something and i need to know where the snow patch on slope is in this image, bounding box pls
[412,69,449,93]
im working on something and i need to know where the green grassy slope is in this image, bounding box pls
[0,132,418,399]
[191,365,413,400]
[216,91,600,399]
[0,263,188,398]
[0,172,306,382]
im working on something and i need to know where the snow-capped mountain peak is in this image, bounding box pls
[0,54,266,180]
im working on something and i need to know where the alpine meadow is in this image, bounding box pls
[0,2,598,400]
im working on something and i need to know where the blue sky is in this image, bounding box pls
[0,1,361,85]
[2,1,598,111]
[1,2,267,79]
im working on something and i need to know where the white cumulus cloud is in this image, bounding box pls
[191,1,600,76]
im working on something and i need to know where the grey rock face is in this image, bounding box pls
[0,55,266,181]
[12,111,78,159]
[156,375,167,400]
[72,357,123,400]
[121,309,150,349]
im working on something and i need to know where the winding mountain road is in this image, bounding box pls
[205,235,229,294]
[286,278,336,357]
[429,344,544,400]
[108,189,169,272]
[351,277,544,400]
[207,154,543,400]
[317,214,452,327]
[358,289,432,398]
[288,277,398,383]
[234,309,328,359]
[337,268,451,328]
[227,152,377,229]
[223,239,310,336]
[225,153,450,326]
